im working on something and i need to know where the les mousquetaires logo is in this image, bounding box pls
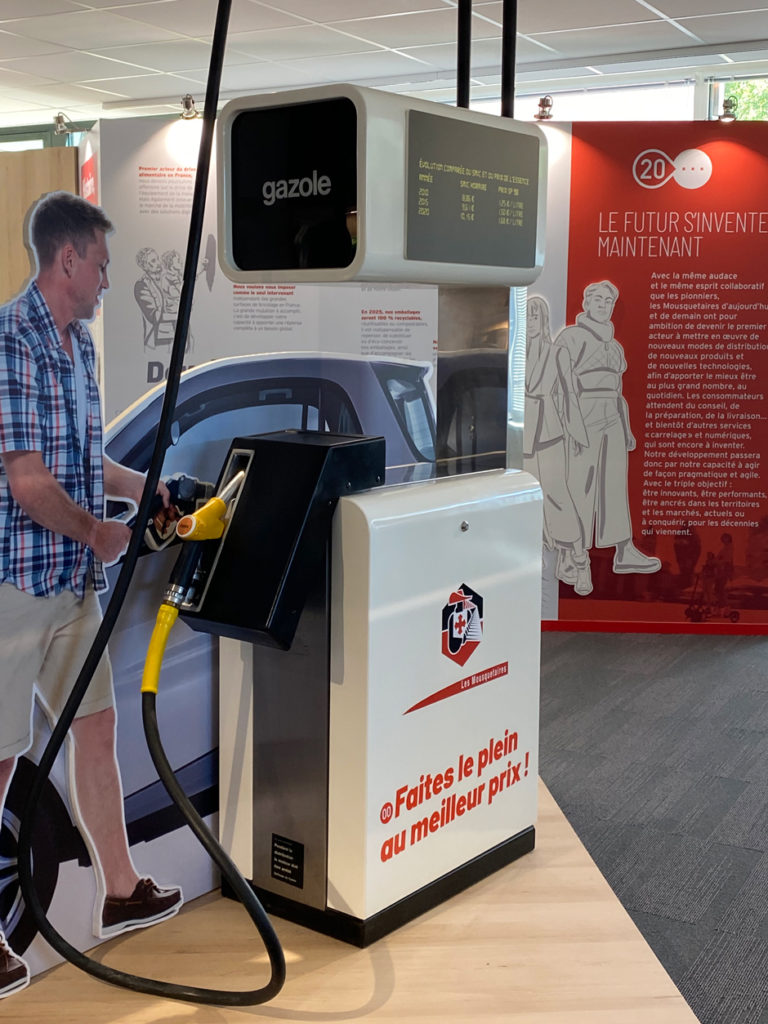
[441,584,483,667]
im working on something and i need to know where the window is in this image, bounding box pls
[716,78,768,121]
[471,82,696,121]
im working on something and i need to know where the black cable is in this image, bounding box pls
[16,0,286,1004]
[456,0,472,109]
[500,0,517,118]
[141,691,286,1004]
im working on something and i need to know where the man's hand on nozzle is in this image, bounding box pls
[89,518,132,564]
[144,474,216,552]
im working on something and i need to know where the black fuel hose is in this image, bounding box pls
[16,0,286,1004]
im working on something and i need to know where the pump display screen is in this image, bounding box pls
[405,110,540,268]
[229,97,357,271]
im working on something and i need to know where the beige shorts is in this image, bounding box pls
[0,583,115,760]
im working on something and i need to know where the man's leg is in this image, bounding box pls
[69,708,138,898]
[38,591,182,938]
[69,707,182,937]
[0,580,51,1000]
[0,756,30,999]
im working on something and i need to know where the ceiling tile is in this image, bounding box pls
[255,0,452,22]
[676,12,768,44]
[3,10,178,48]
[526,19,704,58]
[24,80,129,103]
[0,0,768,130]
[654,0,768,13]
[515,65,602,83]
[477,0,661,34]
[219,60,314,91]
[115,0,305,37]
[228,24,385,61]
[0,29,68,59]
[331,9,500,50]
[0,64,56,88]
[399,37,504,72]
[286,47,437,81]
[89,39,217,73]
[89,71,208,98]
[5,50,151,81]
[0,95,50,114]
[0,0,80,18]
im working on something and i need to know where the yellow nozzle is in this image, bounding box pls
[176,495,228,541]
[142,603,179,694]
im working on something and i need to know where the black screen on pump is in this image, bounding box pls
[405,109,540,267]
[229,97,358,271]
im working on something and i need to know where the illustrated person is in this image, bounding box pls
[134,246,173,348]
[160,248,194,353]
[523,296,592,595]
[555,280,660,577]
[0,192,183,999]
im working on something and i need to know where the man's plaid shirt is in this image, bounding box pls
[0,282,106,598]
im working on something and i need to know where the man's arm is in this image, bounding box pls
[2,450,130,564]
[103,454,169,508]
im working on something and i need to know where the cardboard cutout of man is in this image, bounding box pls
[0,191,183,999]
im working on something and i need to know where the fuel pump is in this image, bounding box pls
[150,429,542,950]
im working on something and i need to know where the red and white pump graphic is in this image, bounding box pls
[441,584,483,667]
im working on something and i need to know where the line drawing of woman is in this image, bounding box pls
[524,295,593,595]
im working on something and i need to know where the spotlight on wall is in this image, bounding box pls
[534,95,553,121]
[53,111,78,135]
[180,94,200,119]
[719,97,738,122]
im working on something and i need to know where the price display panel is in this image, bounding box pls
[406,110,540,268]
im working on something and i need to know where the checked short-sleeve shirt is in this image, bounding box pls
[0,281,106,598]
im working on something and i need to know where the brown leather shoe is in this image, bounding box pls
[0,934,29,999]
[100,877,183,937]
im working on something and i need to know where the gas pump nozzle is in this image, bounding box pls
[143,471,246,696]
[161,470,245,610]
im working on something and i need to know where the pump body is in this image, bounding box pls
[215,446,542,945]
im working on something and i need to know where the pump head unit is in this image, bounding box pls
[217,84,547,287]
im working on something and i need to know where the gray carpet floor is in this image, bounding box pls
[539,630,768,1024]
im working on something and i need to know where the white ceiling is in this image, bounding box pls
[1,0,767,129]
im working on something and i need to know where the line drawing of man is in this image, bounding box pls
[0,192,182,1000]
[555,280,660,578]
[134,246,171,349]
[160,248,194,353]
[524,295,593,595]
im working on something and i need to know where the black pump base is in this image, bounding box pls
[223,826,535,948]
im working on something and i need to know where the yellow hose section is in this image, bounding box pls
[141,603,179,694]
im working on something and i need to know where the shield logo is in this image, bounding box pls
[441,584,483,666]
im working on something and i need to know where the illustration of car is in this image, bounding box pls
[0,352,436,954]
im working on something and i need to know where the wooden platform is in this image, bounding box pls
[6,781,699,1023]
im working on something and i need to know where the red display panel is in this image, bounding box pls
[537,122,768,630]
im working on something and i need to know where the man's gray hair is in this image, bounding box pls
[30,191,113,270]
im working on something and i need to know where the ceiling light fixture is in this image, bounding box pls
[719,96,737,122]
[534,95,553,120]
[53,111,78,135]
[180,94,200,120]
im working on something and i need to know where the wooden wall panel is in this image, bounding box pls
[0,147,78,303]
